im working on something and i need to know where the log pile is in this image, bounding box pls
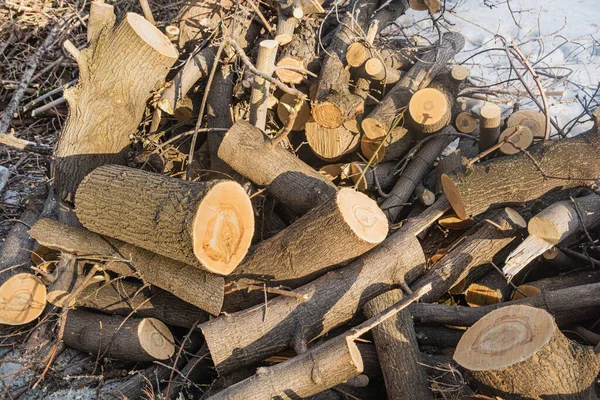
[2,0,600,399]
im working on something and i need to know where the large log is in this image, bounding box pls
[410,282,600,327]
[63,309,175,362]
[454,305,599,399]
[29,218,225,315]
[217,120,337,215]
[361,32,465,140]
[441,133,600,219]
[199,197,450,375]
[75,165,254,275]
[363,290,433,400]
[53,11,178,201]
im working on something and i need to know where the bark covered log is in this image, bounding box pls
[275,17,320,84]
[75,165,254,275]
[217,120,337,215]
[29,218,225,315]
[454,305,600,400]
[54,12,178,201]
[512,270,600,300]
[442,133,600,219]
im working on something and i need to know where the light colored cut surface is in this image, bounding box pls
[126,13,178,58]
[277,93,311,131]
[451,65,469,81]
[503,235,554,278]
[507,110,546,138]
[409,88,450,133]
[456,112,477,133]
[346,42,369,67]
[441,174,467,219]
[479,103,502,128]
[361,135,386,162]
[311,103,343,129]
[454,305,554,371]
[138,317,175,360]
[337,188,388,244]
[192,181,255,275]
[511,285,542,300]
[0,273,46,325]
[498,125,533,155]
[275,57,305,84]
[438,214,474,229]
[305,121,359,161]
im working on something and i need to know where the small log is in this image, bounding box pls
[497,125,533,155]
[464,270,511,307]
[455,111,477,133]
[250,40,279,131]
[408,88,451,134]
[414,182,436,206]
[363,290,433,400]
[165,25,179,42]
[451,65,469,81]
[346,43,421,71]
[54,12,178,201]
[75,165,254,275]
[507,109,546,139]
[363,57,402,85]
[29,218,225,315]
[503,193,600,277]
[274,6,299,45]
[361,32,465,139]
[414,325,464,348]
[305,121,360,161]
[434,135,480,193]
[454,305,600,399]
[275,17,320,84]
[512,270,600,300]
[441,132,600,219]
[542,246,574,269]
[63,309,175,362]
[360,126,415,163]
[410,207,525,302]
[349,162,397,193]
[75,279,207,328]
[46,258,104,307]
[218,120,338,215]
[380,126,457,222]
[478,103,502,152]
[410,282,600,327]
[277,93,311,131]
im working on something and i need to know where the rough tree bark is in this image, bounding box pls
[275,18,320,84]
[75,165,254,275]
[442,133,600,219]
[512,270,600,300]
[54,10,178,201]
[454,305,600,400]
[29,218,225,315]
[217,120,337,215]
[363,290,433,400]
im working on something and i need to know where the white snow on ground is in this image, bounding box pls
[397,0,600,136]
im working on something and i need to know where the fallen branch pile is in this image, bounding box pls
[1,0,600,398]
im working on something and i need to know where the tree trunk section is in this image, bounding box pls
[305,121,360,161]
[512,270,600,300]
[465,270,511,307]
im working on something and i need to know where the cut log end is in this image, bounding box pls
[350,162,368,192]
[305,122,359,161]
[504,207,527,228]
[441,173,467,220]
[409,88,450,134]
[137,317,176,360]
[511,284,541,300]
[453,305,554,371]
[498,125,533,155]
[346,42,369,67]
[126,13,178,59]
[507,110,546,139]
[275,33,293,46]
[311,102,344,129]
[360,135,385,163]
[0,273,46,325]
[277,93,311,131]
[364,58,383,77]
[361,117,387,140]
[479,103,502,128]
[337,188,388,244]
[275,57,305,84]
[451,65,469,81]
[345,336,365,373]
[438,214,474,230]
[192,181,255,275]
[455,112,477,133]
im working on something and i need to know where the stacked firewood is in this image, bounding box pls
[2,0,600,398]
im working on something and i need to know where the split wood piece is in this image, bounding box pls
[310,0,378,129]
[53,12,178,201]
[497,125,533,155]
[361,32,465,139]
[363,58,402,85]
[434,135,480,193]
[363,289,433,400]
[380,126,457,222]
[349,162,397,192]
[0,207,46,325]
[29,218,225,315]
[507,109,546,139]
[75,279,207,328]
[410,207,525,302]
[275,17,320,84]
[512,270,600,300]
[46,259,104,307]
[201,233,426,374]
[455,112,477,133]
[277,93,311,131]
[454,305,600,399]
[63,309,175,362]
[206,335,363,400]
[360,126,415,163]
[75,165,254,275]
[410,282,600,327]
[408,88,451,134]
[231,188,388,284]
[305,122,360,161]
[218,120,337,215]
[441,132,600,220]
[465,270,511,307]
[250,40,279,131]
[414,325,464,348]
[477,103,502,152]
[503,193,600,278]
